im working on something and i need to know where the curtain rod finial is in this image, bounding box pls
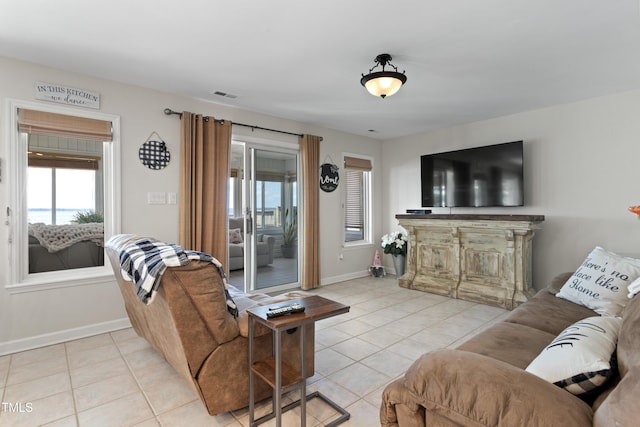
[164,108,182,117]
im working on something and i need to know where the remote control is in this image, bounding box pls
[266,303,305,318]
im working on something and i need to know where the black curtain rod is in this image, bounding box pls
[163,108,303,138]
[233,122,303,138]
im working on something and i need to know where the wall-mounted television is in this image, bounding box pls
[421,141,524,208]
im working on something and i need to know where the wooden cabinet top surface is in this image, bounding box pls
[396,214,544,222]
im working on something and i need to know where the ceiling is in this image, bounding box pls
[1,1,640,140]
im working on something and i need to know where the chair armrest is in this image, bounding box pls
[400,349,593,427]
[257,234,275,245]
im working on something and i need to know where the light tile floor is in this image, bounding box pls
[0,276,510,427]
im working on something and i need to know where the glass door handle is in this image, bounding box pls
[246,208,253,235]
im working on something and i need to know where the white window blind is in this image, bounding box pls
[18,108,113,141]
[344,156,372,243]
[345,169,363,233]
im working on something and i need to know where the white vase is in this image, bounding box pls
[392,254,406,279]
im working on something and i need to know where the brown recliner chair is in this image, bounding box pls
[105,235,314,416]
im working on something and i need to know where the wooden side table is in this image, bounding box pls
[248,295,350,427]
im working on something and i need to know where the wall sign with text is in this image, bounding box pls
[35,81,101,109]
[320,163,339,192]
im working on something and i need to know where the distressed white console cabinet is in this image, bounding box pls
[396,214,545,310]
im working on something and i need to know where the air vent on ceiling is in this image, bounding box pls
[212,90,238,99]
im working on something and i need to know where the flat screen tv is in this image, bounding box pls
[421,141,524,208]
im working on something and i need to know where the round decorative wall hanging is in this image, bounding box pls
[320,162,339,192]
[139,132,170,170]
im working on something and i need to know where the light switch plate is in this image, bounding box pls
[147,192,166,204]
[167,192,177,204]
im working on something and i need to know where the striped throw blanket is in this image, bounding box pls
[109,235,238,317]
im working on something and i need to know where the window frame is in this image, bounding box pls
[5,99,121,292]
[342,153,373,247]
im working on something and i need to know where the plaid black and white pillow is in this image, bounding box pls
[526,316,622,395]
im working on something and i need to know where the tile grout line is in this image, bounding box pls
[1,277,512,426]
[109,331,163,426]
[0,354,10,421]
[64,340,81,427]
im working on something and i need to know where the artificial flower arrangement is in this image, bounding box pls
[381,228,408,257]
[630,205,640,219]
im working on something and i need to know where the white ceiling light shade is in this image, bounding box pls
[360,53,407,98]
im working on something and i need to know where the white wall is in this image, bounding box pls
[0,56,382,354]
[319,141,383,285]
[382,89,640,289]
[6,53,637,353]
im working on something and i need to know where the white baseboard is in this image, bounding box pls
[320,270,370,286]
[0,317,132,356]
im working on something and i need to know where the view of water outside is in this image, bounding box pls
[27,167,96,225]
[27,209,88,225]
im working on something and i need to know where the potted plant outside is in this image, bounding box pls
[71,210,104,223]
[281,208,297,258]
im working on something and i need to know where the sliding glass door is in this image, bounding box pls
[228,142,299,292]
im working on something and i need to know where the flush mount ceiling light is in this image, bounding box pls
[360,53,407,98]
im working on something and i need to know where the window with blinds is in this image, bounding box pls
[7,99,120,287]
[344,169,364,241]
[344,155,372,243]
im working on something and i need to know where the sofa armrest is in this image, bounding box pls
[594,368,640,427]
[400,349,592,427]
[548,271,573,294]
[381,378,425,427]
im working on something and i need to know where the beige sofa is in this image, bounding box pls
[381,272,640,426]
[228,217,275,270]
[106,235,313,416]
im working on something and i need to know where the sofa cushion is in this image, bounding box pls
[505,287,597,336]
[457,322,556,369]
[399,349,593,427]
[526,316,622,395]
[229,243,244,257]
[556,247,640,317]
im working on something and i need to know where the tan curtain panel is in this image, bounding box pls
[18,109,113,141]
[179,111,232,271]
[299,134,322,290]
